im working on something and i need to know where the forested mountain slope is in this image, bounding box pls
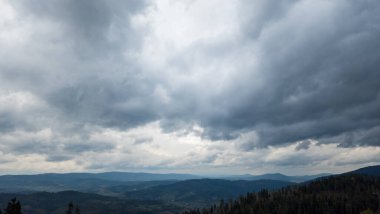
[184,174,380,214]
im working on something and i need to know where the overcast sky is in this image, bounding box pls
[0,0,379,175]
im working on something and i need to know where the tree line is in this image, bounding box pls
[183,174,380,214]
[0,198,80,214]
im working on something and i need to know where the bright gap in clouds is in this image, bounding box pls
[1,120,380,175]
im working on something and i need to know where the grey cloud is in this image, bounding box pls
[240,0,300,39]
[85,161,141,171]
[324,125,380,148]
[11,0,148,54]
[334,154,380,166]
[187,151,219,165]
[0,106,52,135]
[5,141,58,155]
[1,0,380,173]
[46,155,73,162]
[64,142,115,153]
[357,126,380,147]
[46,79,158,130]
[0,114,17,133]
[295,140,311,151]
[265,153,324,167]
[175,0,380,148]
[2,0,158,132]
[133,137,153,145]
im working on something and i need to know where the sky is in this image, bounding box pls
[0,0,379,175]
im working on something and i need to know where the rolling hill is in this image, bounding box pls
[124,179,294,206]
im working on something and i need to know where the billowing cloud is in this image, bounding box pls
[0,0,379,174]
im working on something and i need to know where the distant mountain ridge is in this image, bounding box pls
[223,173,331,183]
[0,171,330,194]
[0,171,200,182]
[0,172,199,194]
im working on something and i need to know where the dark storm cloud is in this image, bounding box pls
[295,140,311,151]
[1,0,380,162]
[186,0,380,147]
[47,78,158,129]
[357,126,380,147]
[2,0,159,131]
[324,125,380,148]
[40,0,380,148]
[11,0,147,54]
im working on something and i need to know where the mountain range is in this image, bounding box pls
[0,171,329,194]
[0,165,379,213]
[222,173,331,183]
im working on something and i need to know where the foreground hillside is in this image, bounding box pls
[184,174,380,214]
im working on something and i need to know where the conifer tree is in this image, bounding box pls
[66,202,74,214]
[66,202,80,214]
[3,198,21,214]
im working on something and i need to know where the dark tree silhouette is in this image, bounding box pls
[66,202,74,214]
[3,198,21,214]
[66,202,80,214]
[75,205,81,214]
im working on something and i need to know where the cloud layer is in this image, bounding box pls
[0,0,379,174]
